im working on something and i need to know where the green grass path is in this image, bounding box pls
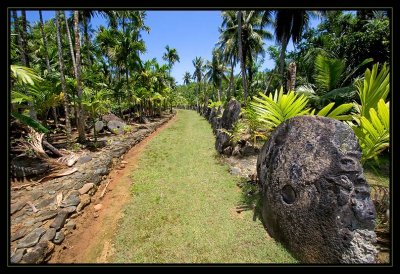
[111,109,296,263]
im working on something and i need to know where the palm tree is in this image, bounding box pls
[221,11,272,102]
[162,45,180,75]
[74,10,86,143]
[205,49,228,102]
[192,56,204,107]
[12,10,26,65]
[183,72,191,85]
[38,10,51,73]
[55,11,72,143]
[274,10,322,86]
[63,11,77,76]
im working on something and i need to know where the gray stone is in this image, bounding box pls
[77,194,91,212]
[222,146,233,156]
[11,227,28,242]
[94,167,109,176]
[63,206,77,213]
[257,115,377,263]
[208,107,217,123]
[37,210,57,222]
[107,120,126,135]
[11,156,50,178]
[11,202,26,215]
[36,197,55,209]
[50,210,69,230]
[65,220,76,230]
[40,228,56,242]
[220,99,241,130]
[11,248,26,263]
[232,145,241,157]
[215,131,230,154]
[78,183,94,195]
[239,142,259,157]
[30,191,43,200]
[60,191,80,208]
[230,167,241,176]
[17,227,46,248]
[53,231,65,244]
[21,241,54,264]
[95,120,105,132]
[102,113,124,123]
[77,155,92,165]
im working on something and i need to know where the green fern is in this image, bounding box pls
[352,99,389,163]
[11,65,42,85]
[251,87,310,130]
[314,54,345,93]
[312,102,354,121]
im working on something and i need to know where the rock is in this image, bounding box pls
[21,241,54,264]
[36,197,56,209]
[94,168,109,176]
[230,167,241,176]
[120,164,125,169]
[211,116,221,135]
[76,194,91,212]
[40,228,56,242]
[232,145,241,157]
[11,202,26,215]
[60,191,80,208]
[239,142,259,157]
[102,113,124,123]
[215,131,230,154]
[53,231,65,244]
[11,227,28,242]
[77,155,92,165]
[222,146,233,156]
[17,227,46,248]
[257,115,377,263]
[78,183,94,195]
[220,99,241,130]
[95,120,104,132]
[94,204,103,211]
[108,120,126,135]
[121,160,128,164]
[11,248,26,263]
[50,210,69,230]
[139,116,150,124]
[37,210,58,222]
[63,206,77,213]
[65,220,76,230]
[208,107,217,123]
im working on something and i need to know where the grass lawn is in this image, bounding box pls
[110,110,296,263]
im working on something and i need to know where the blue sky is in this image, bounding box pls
[23,10,321,85]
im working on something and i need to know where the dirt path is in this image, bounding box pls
[49,114,177,263]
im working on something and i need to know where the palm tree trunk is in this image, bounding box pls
[74,11,86,143]
[287,62,297,91]
[39,10,51,73]
[279,38,289,88]
[64,11,77,76]
[237,11,248,103]
[12,11,26,66]
[56,11,72,143]
[20,10,30,67]
[83,16,92,67]
[228,57,234,100]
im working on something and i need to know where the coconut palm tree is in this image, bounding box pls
[183,72,191,85]
[220,11,272,102]
[205,49,228,102]
[55,10,72,143]
[192,56,204,107]
[73,10,86,143]
[162,45,180,75]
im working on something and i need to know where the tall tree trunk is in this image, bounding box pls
[237,11,247,103]
[279,37,289,89]
[74,11,86,143]
[56,11,72,144]
[12,11,26,66]
[64,11,77,76]
[20,10,30,67]
[20,10,38,120]
[83,16,92,67]
[39,10,51,73]
[287,62,297,91]
[228,57,235,101]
